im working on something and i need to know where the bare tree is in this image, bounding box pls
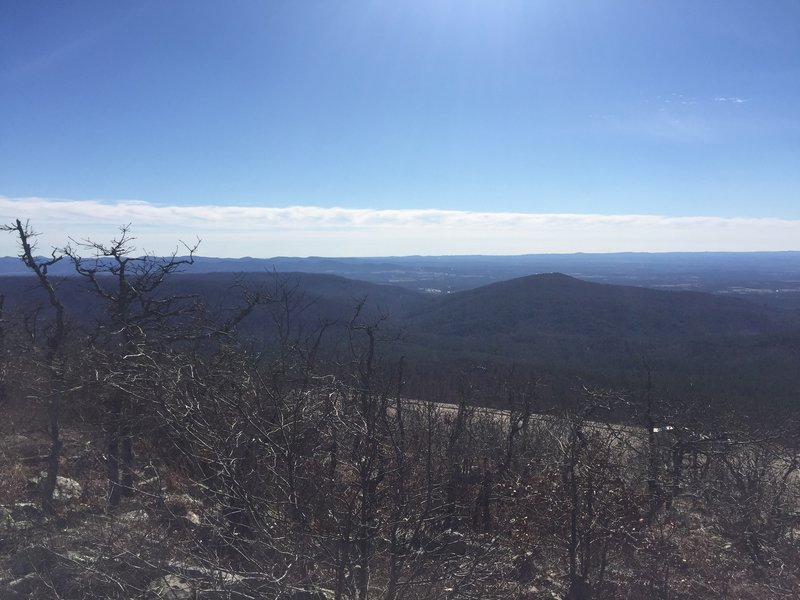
[64,225,199,507]
[2,219,67,513]
[558,387,629,600]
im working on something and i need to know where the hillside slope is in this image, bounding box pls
[398,274,800,403]
[408,272,783,340]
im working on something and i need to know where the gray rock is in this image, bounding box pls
[0,505,35,533]
[52,476,82,501]
[172,562,245,585]
[118,509,150,524]
[147,574,195,599]
[184,511,201,526]
[32,474,83,501]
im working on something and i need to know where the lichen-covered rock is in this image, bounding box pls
[31,474,83,501]
[55,476,83,501]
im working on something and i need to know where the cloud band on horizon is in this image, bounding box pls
[2,195,798,257]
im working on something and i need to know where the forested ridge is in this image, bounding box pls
[1,224,799,599]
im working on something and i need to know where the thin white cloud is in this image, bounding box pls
[607,93,751,142]
[1,195,798,257]
[601,103,713,142]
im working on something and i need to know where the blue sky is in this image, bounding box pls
[1,1,799,256]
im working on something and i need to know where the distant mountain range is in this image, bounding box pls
[3,251,800,304]
[3,266,800,413]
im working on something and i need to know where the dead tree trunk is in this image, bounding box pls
[3,219,66,514]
